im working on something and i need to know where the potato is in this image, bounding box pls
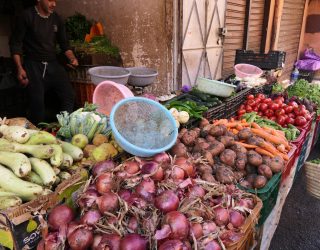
[209,125,226,137]
[215,166,235,184]
[170,143,188,157]
[262,155,272,166]
[199,118,210,129]
[197,164,212,175]
[247,150,263,166]
[218,136,235,147]
[219,149,236,166]
[208,141,225,157]
[181,130,198,146]
[234,171,245,181]
[195,138,206,145]
[247,136,264,146]
[239,180,252,189]
[202,151,214,166]
[206,135,217,143]
[238,128,252,140]
[270,156,285,173]
[246,165,257,175]
[254,175,267,189]
[258,164,273,179]
[225,130,237,139]
[193,141,210,153]
[178,128,188,140]
[201,124,213,137]
[231,144,247,154]
[193,128,201,138]
[246,174,257,185]
[235,158,246,171]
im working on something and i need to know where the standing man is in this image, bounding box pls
[9,0,77,124]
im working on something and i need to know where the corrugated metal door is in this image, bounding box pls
[223,0,247,77]
[277,0,306,79]
[182,0,227,86]
[247,0,265,52]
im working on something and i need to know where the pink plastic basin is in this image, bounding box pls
[92,80,134,116]
[234,63,263,78]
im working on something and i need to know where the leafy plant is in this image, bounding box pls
[65,12,92,42]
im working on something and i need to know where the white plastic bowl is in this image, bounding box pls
[126,67,158,87]
[196,77,236,97]
[88,66,131,85]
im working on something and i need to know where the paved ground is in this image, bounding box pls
[269,142,320,250]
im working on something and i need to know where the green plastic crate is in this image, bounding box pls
[238,172,281,226]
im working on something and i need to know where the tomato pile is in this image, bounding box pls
[237,94,312,127]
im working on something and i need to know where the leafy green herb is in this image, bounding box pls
[65,12,92,42]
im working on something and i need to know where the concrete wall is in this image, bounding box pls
[56,0,174,95]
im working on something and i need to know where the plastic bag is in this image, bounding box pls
[295,49,320,71]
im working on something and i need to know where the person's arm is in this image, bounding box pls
[56,15,78,67]
[9,13,29,86]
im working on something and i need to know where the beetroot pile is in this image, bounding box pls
[38,153,259,250]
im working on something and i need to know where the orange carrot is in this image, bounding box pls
[213,119,228,125]
[226,122,250,128]
[251,122,262,129]
[236,124,244,130]
[234,141,258,149]
[232,129,239,134]
[277,144,286,153]
[251,128,290,148]
[255,147,275,158]
[241,119,247,123]
[230,117,235,122]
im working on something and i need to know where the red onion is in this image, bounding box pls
[203,240,221,250]
[68,227,93,250]
[128,194,148,209]
[67,221,80,238]
[171,167,185,181]
[229,210,245,228]
[118,189,132,202]
[120,234,147,250]
[92,160,115,177]
[36,239,45,250]
[48,204,74,230]
[155,190,179,213]
[98,234,121,250]
[212,196,223,205]
[190,223,203,239]
[159,240,190,250]
[43,232,63,250]
[141,161,164,181]
[135,179,155,202]
[156,211,189,240]
[174,157,195,177]
[77,189,99,209]
[96,192,119,214]
[95,172,113,194]
[91,234,102,250]
[80,210,102,225]
[128,216,139,232]
[214,207,229,226]
[202,222,217,235]
[153,152,170,165]
[188,185,205,199]
[124,161,140,174]
[226,184,236,194]
[238,198,255,209]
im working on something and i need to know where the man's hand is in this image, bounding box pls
[17,67,29,86]
[66,57,78,70]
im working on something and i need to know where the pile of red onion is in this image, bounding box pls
[38,153,257,250]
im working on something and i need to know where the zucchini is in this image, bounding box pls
[50,145,63,167]
[23,171,44,186]
[29,158,56,186]
[25,131,57,145]
[0,125,30,143]
[0,196,22,210]
[0,164,44,201]
[61,153,73,168]
[60,141,83,161]
[0,151,31,177]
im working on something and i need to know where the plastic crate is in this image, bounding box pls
[67,65,96,82]
[181,118,200,129]
[224,88,253,118]
[238,172,281,226]
[235,50,286,70]
[311,115,320,148]
[71,80,96,108]
[203,103,226,121]
[281,144,297,183]
[251,83,274,96]
[295,134,311,176]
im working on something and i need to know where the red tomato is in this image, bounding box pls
[255,97,262,104]
[246,105,253,112]
[259,103,268,112]
[305,113,312,121]
[257,94,266,99]
[263,98,272,104]
[275,109,285,117]
[265,109,274,118]
[247,100,255,106]
[274,99,283,106]
[239,104,245,110]
[288,113,296,119]
[270,116,277,121]
[282,104,287,108]
[288,101,299,108]
[284,106,293,114]
[275,96,285,102]
[286,117,295,125]
[247,94,254,100]
[237,109,246,116]
[295,116,307,126]
[277,116,286,126]
[253,107,259,112]
[258,111,263,116]
[269,103,279,110]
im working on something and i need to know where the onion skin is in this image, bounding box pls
[153,152,170,166]
[118,189,132,202]
[159,240,190,250]
[204,240,221,250]
[214,207,229,226]
[229,210,245,228]
[80,210,102,225]
[77,189,99,209]
[202,222,217,236]
[128,216,139,233]
[238,198,255,209]
[92,160,115,177]
[48,204,74,230]
[174,157,195,177]
[36,239,45,250]
[163,211,189,240]
[190,223,203,239]
[135,178,155,202]
[188,185,205,199]
[96,192,119,214]
[171,167,185,181]
[67,221,80,238]
[120,234,147,250]
[91,234,102,250]
[95,172,114,194]
[98,234,121,250]
[155,190,179,213]
[127,194,148,209]
[141,162,164,181]
[43,232,63,250]
[123,161,140,175]
[68,227,94,250]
